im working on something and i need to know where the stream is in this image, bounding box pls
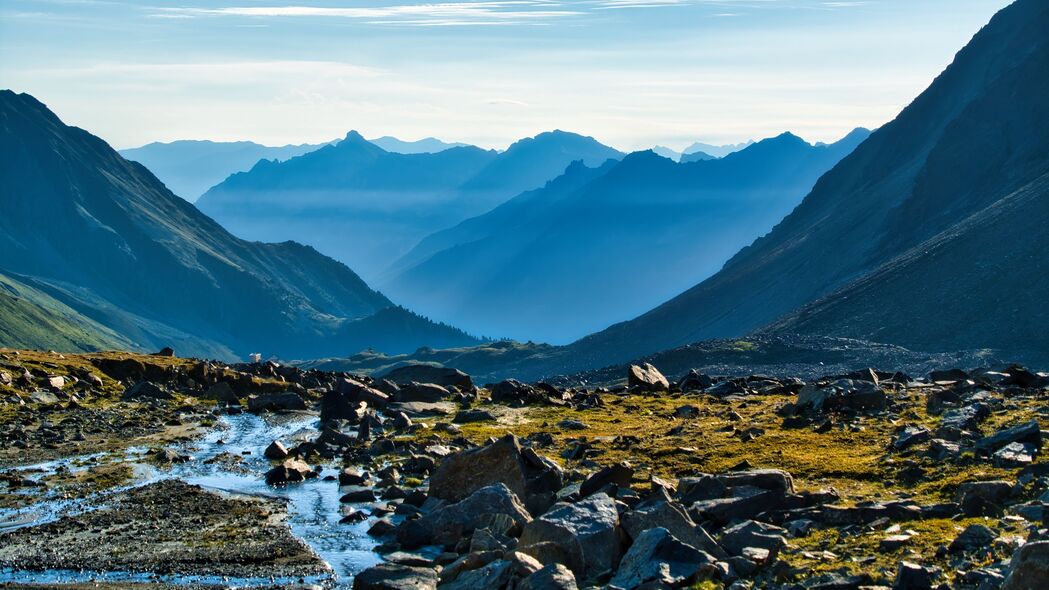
[0,411,384,588]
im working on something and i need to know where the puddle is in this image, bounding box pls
[0,412,383,588]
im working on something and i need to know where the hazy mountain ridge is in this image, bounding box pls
[0,90,480,359]
[383,129,869,342]
[196,129,623,279]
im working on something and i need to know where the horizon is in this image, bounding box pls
[0,0,1010,151]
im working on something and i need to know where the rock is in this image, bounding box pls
[490,379,554,406]
[382,365,473,390]
[892,425,931,450]
[956,480,1013,516]
[628,363,670,392]
[340,487,378,503]
[122,381,174,401]
[398,483,531,549]
[265,459,314,485]
[453,409,495,423]
[518,493,620,581]
[994,441,1037,467]
[1001,541,1049,590]
[29,390,60,405]
[880,534,914,552]
[518,563,578,590]
[46,375,65,389]
[941,403,990,430]
[718,469,795,493]
[247,392,306,412]
[439,559,513,590]
[204,381,239,404]
[264,440,289,460]
[352,562,438,590]
[976,420,1041,453]
[948,524,997,553]
[579,462,633,497]
[610,527,718,589]
[678,369,713,391]
[929,368,969,382]
[340,468,369,486]
[429,434,563,516]
[893,561,940,590]
[718,520,787,558]
[797,379,886,413]
[396,382,452,403]
[621,500,727,559]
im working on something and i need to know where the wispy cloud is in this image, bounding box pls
[154,2,585,26]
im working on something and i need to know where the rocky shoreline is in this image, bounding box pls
[1,349,1047,589]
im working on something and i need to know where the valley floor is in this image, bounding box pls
[0,348,1046,589]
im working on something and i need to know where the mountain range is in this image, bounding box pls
[550,0,1049,372]
[0,90,480,360]
[382,129,870,342]
[196,130,623,280]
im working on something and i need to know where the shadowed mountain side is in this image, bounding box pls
[552,0,1049,370]
[197,130,621,279]
[0,90,480,360]
[383,129,869,343]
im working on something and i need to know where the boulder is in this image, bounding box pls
[678,370,713,391]
[893,561,940,590]
[352,562,438,590]
[929,368,969,382]
[797,380,886,413]
[609,527,718,589]
[976,420,1041,453]
[956,480,1013,516]
[247,392,306,412]
[1001,541,1049,590]
[382,365,473,390]
[579,462,633,497]
[518,493,621,581]
[490,379,552,406]
[439,559,513,590]
[203,381,239,404]
[621,500,727,559]
[628,363,670,392]
[398,483,531,549]
[265,459,314,485]
[994,442,1037,467]
[518,563,578,590]
[429,434,563,516]
[948,524,997,553]
[264,440,289,460]
[718,520,787,558]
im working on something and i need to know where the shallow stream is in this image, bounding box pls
[0,412,383,588]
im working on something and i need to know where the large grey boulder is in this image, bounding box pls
[396,382,452,403]
[398,483,531,549]
[609,527,719,589]
[621,499,727,559]
[518,563,578,590]
[429,434,563,516]
[718,520,788,558]
[628,363,670,392]
[438,559,513,590]
[518,493,621,581]
[1001,541,1049,590]
[353,562,438,590]
[247,391,306,412]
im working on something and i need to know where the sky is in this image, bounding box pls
[0,0,1013,151]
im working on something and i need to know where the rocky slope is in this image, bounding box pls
[0,91,479,360]
[558,0,1049,370]
[383,131,868,342]
[1,348,1046,590]
[198,130,622,279]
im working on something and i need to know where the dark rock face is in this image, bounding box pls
[518,493,621,581]
[398,483,531,549]
[628,363,670,392]
[518,563,578,590]
[122,381,174,401]
[429,434,563,516]
[1001,541,1049,590]
[609,527,717,589]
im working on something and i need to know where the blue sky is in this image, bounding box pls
[0,0,1011,150]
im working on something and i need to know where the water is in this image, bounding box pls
[0,412,382,588]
